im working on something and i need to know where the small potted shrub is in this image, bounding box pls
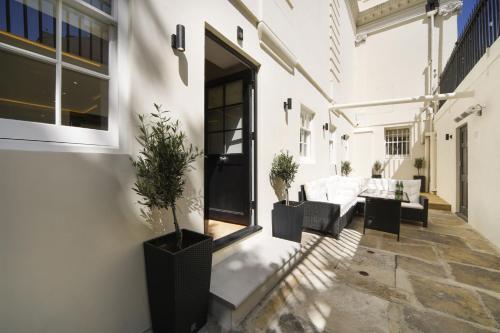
[341,160,352,177]
[132,104,211,333]
[372,160,383,178]
[270,151,303,242]
[413,157,426,193]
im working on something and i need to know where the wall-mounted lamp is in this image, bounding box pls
[171,24,185,52]
[445,133,453,140]
[323,123,329,131]
[341,134,350,141]
[284,98,292,111]
[237,26,244,42]
[454,104,483,123]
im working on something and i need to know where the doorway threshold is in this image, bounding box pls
[213,225,262,252]
[456,212,468,222]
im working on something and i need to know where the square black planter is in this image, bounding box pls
[144,229,213,333]
[272,200,305,243]
[372,174,382,178]
[413,175,426,193]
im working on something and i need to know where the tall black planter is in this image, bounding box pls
[413,175,426,193]
[272,200,305,243]
[144,229,213,333]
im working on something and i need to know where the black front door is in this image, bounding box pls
[205,71,252,225]
[458,124,468,217]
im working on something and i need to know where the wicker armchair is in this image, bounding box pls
[299,185,341,238]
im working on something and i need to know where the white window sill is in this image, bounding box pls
[0,118,118,147]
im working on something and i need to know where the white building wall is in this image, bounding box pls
[435,38,500,248]
[346,6,458,180]
[0,0,354,332]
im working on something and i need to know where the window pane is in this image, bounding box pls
[0,50,55,123]
[225,80,242,105]
[207,86,223,109]
[225,105,242,130]
[62,5,109,74]
[207,132,223,154]
[0,0,56,58]
[61,68,108,130]
[225,129,242,154]
[207,107,222,132]
[81,0,111,14]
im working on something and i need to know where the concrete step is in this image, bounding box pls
[208,232,302,331]
[421,193,452,211]
[429,202,452,211]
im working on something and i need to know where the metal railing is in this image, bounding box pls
[439,0,500,96]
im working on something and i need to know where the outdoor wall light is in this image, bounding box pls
[341,134,350,141]
[284,98,292,110]
[323,123,329,131]
[237,26,244,42]
[445,133,453,140]
[171,24,185,52]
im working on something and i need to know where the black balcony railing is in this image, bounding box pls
[439,0,500,96]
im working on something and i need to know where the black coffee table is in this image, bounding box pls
[359,189,409,241]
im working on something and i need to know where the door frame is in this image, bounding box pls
[205,70,252,225]
[204,30,259,244]
[456,123,468,220]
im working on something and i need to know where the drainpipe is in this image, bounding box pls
[427,7,438,194]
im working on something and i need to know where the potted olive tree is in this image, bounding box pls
[132,104,211,333]
[413,157,426,193]
[270,151,303,242]
[372,160,383,178]
[341,160,352,177]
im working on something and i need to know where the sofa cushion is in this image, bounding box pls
[326,176,340,200]
[330,194,358,217]
[401,179,421,203]
[304,178,328,202]
[366,178,389,191]
[402,202,424,210]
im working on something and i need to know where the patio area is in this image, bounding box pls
[229,209,500,332]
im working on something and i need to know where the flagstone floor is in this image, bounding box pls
[236,209,500,333]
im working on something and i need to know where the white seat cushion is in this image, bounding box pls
[330,194,358,216]
[367,178,389,191]
[402,202,424,210]
[401,179,421,203]
[304,178,328,202]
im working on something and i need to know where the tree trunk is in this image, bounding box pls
[172,204,182,249]
[285,188,289,206]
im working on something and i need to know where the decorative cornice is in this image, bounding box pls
[354,33,368,45]
[438,0,463,17]
[356,0,426,26]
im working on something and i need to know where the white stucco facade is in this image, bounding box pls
[435,37,500,247]
[0,0,470,332]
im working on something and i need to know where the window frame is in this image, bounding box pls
[384,126,411,158]
[0,0,118,146]
[299,106,314,163]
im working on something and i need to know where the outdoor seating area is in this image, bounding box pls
[300,176,429,239]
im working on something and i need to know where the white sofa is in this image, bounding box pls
[300,176,429,237]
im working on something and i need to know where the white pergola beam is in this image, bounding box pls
[330,92,473,110]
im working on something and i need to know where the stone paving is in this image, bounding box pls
[237,210,500,332]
